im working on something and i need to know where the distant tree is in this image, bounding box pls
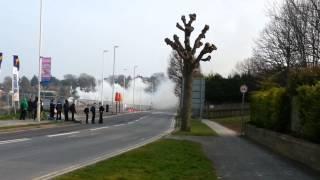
[167,51,183,97]
[165,13,217,131]
[20,76,32,94]
[78,73,96,92]
[30,75,39,87]
[61,74,78,89]
[2,76,12,92]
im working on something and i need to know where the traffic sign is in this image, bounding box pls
[240,85,248,93]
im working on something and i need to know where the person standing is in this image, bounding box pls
[27,98,33,119]
[70,102,76,121]
[33,97,38,120]
[84,105,89,124]
[63,100,69,121]
[56,100,62,120]
[99,103,105,124]
[90,103,96,124]
[49,99,55,120]
[19,98,28,120]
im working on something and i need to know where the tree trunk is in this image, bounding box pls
[181,67,193,131]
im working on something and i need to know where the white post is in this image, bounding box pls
[111,45,118,113]
[37,0,43,122]
[133,65,137,110]
[101,50,108,105]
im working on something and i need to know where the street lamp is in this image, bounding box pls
[101,50,108,105]
[133,65,138,110]
[122,68,127,112]
[111,45,119,113]
[37,0,43,122]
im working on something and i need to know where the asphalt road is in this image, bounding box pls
[0,111,174,180]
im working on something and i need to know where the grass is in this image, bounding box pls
[173,119,217,136]
[0,113,20,120]
[211,116,249,133]
[56,139,217,180]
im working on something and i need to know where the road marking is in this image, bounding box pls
[0,138,31,145]
[90,126,109,131]
[113,123,126,127]
[47,131,80,138]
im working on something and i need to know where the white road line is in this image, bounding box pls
[47,131,80,138]
[89,126,109,131]
[113,124,125,127]
[0,138,31,145]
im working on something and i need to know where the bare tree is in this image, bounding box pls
[165,14,217,131]
[167,51,183,97]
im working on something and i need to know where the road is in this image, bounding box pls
[0,111,174,180]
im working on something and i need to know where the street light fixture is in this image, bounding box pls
[101,50,108,105]
[122,68,127,112]
[111,45,119,113]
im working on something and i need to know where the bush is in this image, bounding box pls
[288,67,320,95]
[297,82,320,143]
[250,87,290,132]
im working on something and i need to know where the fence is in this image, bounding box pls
[204,103,250,119]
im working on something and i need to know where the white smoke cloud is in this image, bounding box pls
[77,76,178,110]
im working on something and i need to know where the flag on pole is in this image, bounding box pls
[0,53,3,70]
[12,55,20,102]
[41,57,52,84]
[13,55,20,71]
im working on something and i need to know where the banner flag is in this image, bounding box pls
[41,57,52,84]
[13,55,20,71]
[12,55,19,102]
[0,53,3,71]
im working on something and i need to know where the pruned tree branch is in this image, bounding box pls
[195,43,217,65]
[192,25,210,54]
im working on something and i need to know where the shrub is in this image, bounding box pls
[297,82,320,143]
[250,87,290,132]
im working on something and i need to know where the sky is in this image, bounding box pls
[0,0,281,82]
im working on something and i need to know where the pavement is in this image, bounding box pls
[0,111,175,180]
[0,119,52,127]
[169,120,319,180]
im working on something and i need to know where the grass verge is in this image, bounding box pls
[173,119,217,136]
[211,116,249,133]
[56,139,217,180]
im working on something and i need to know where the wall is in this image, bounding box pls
[246,125,320,173]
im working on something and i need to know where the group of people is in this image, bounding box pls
[49,99,77,121]
[83,103,109,124]
[20,96,43,120]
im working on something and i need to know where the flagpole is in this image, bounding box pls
[37,0,43,122]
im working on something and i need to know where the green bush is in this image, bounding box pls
[297,82,320,143]
[288,67,320,95]
[250,87,290,132]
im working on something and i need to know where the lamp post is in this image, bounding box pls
[111,45,119,113]
[122,68,127,112]
[133,65,138,110]
[101,50,108,105]
[37,0,43,122]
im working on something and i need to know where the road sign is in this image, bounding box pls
[240,85,248,93]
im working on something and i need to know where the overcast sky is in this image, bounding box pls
[0,0,281,81]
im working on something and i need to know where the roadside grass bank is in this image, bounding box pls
[173,119,217,136]
[0,122,65,133]
[210,116,250,133]
[56,139,217,180]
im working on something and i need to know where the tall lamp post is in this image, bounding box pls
[37,0,43,122]
[111,45,119,113]
[132,65,138,110]
[101,50,108,105]
[122,68,127,112]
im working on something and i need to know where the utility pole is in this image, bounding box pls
[111,45,119,113]
[101,50,108,105]
[37,0,43,122]
[132,65,138,110]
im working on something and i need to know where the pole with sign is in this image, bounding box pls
[240,84,248,135]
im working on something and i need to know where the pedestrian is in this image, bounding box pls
[27,98,33,119]
[56,100,62,120]
[84,105,89,124]
[105,104,109,113]
[33,96,38,120]
[49,99,55,120]
[99,103,105,124]
[19,98,28,120]
[90,103,96,124]
[63,99,69,121]
[70,102,76,121]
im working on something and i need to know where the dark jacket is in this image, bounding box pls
[84,107,89,114]
[90,106,96,114]
[63,102,69,112]
[70,103,76,113]
[56,102,62,112]
[99,106,105,113]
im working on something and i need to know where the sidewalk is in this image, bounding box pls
[170,120,319,180]
[0,119,53,128]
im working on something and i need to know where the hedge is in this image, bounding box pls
[297,82,320,143]
[250,87,290,132]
